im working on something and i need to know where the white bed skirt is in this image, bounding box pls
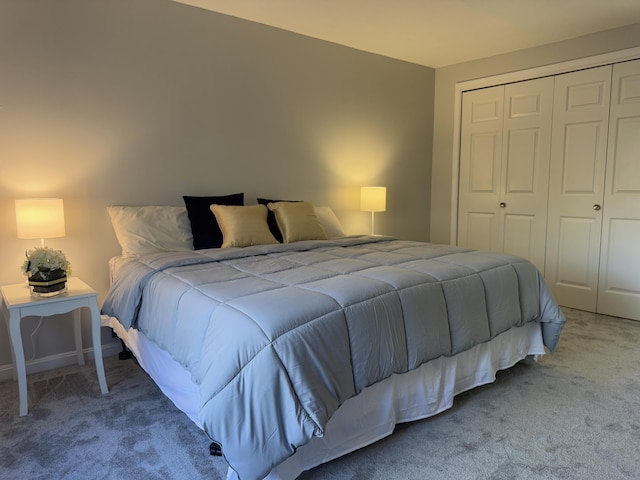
[102,315,545,480]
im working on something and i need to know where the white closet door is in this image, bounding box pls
[500,78,554,272]
[457,85,504,253]
[597,59,640,320]
[544,65,612,311]
[458,78,553,273]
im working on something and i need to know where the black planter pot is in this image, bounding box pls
[28,269,67,295]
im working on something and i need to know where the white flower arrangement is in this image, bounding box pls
[21,246,72,276]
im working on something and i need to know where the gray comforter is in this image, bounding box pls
[102,236,565,480]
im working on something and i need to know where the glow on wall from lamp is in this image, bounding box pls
[317,122,394,183]
[0,107,125,193]
[310,121,393,234]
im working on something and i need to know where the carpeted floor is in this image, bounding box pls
[0,352,226,479]
[1,307,639,480]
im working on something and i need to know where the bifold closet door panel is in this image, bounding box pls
[544,65,612,312]
[458,85,504,254]
[597,59,640,321]
[500,78,554,273]
[458,77,553,274]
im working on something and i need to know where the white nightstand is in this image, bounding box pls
[1,277,109,416]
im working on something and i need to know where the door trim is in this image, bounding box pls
[449,46,640,244]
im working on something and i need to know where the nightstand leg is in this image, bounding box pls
[73,309,85,366]
[8,312,28,416]
[3,316,18,381]
[89,302,108,394]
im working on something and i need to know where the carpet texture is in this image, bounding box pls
[0,355,227,479]
[1,307,639,480]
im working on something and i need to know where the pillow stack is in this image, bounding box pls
[108,194,347,255]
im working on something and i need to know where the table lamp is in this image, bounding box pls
[360,187,386,235]
[15,198,66,247]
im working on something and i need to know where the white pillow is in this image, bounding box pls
[107,206,194,257]
[314,206,347,239]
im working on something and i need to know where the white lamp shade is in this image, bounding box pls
[15,198,66,240]
[360,187,386,212]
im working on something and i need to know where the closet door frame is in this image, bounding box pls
[450,46,640,244]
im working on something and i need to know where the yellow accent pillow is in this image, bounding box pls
[267,201,328,243]
[210,204,278,248]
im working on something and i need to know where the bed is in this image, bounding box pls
[101,199,565,480]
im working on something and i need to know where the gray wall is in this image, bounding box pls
[0,0,434,374]
[430,22,640,244]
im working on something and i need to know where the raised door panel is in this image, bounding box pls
[598,59,640,320]
[469,133,501,193]
[561,122,604,194]
[504,128,540,193]
[608,116,640,194]
[501,77,554,273]
[502,214,536,261]
[462,212,497,252]
[550,216,601,307]
[600,219,640,294]
[457,86,503,251]
[545,65,612,311]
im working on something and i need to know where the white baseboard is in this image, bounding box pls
[0,342,123,383]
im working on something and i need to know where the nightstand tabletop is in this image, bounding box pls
[1,277,96,308]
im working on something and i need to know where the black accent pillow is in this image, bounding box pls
[183,193,244,249]
[257,198,300,243]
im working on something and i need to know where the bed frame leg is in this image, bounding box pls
[118,340,132,360]
[111,330,132,360]
[209,442,223,456]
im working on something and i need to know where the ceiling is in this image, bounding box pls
[174,0,640,68]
